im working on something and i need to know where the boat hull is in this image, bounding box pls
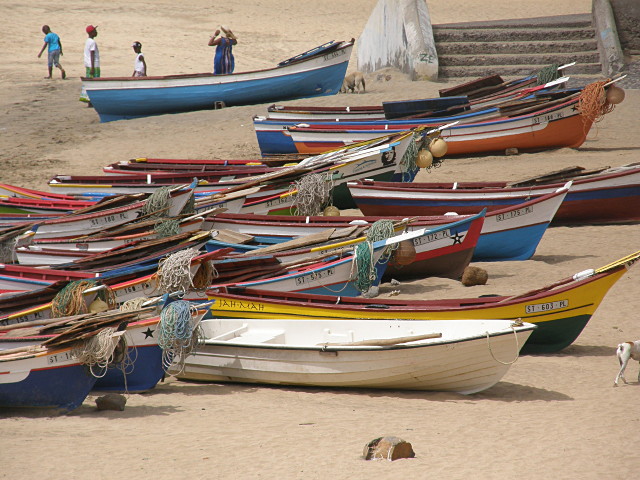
[206,258,635,354]
[177,318,535,394]
[0,348,99,411]
[83,42,353,122]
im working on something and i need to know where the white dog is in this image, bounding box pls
[614,340,640,386]
[341,71,365,94]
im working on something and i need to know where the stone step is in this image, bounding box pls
[438,52,601,67]
[438,63,603,78]
[434,13,592,30]
[436,39,598,55]
[433,26,596,43]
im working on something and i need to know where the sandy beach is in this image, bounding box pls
[1,1,639,478]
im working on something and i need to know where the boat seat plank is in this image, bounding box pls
[207,327,285,345]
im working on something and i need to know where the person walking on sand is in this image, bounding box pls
[208,26,237,75]
[84,25,100,78]
[131,41,147,77]
[37,25,66,79]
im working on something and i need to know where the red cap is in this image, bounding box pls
[86,25,98,33]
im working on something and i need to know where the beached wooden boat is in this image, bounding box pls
[0,248,231,297]
[48,132,422,211]
[254,77,573,154]
[82,40,354,122]
[348,163,640,225]
[257,81,621,156]
[16,216,205,262]
[262,72,571,121]
[208,210,485,279]
[208,184,568,262]
[176,317,535,393]
[206,249,640,353]
[18,231,212,272]
[26,183,195,239]
[0,312,127,411]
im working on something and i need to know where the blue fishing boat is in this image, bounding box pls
[82,40,354,122]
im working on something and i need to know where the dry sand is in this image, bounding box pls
[1,1,639,478]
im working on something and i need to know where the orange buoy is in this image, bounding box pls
[416,149,433,168]
[606,85,625,105]
[323,206,340,216]
[393,240,416,265]
[429,138,448,158]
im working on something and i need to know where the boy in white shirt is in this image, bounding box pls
[84,25,100,78]
[132,42,147,77]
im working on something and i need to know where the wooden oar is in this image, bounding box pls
[320,332,442,347]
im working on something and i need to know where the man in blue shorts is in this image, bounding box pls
[37,25,66,79]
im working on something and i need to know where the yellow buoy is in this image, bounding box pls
[429,138,448,158]
[323,206,340,216]
[393,240,417,265]
[606,85,625,105]
[416,149,433,168]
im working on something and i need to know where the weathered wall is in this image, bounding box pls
[356,0,438,80]
[592,0,625,75]
[609,0,640,52]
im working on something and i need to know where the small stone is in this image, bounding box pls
[363,436,415,461]
[461,266,488,286]
[96,393,127,411]
[505,147,519,155]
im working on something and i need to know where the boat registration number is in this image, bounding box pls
[0,309,46,327]
[116,281,153,298]
[48,351,72,365]
[90,212,131,227]
[413,229,450,246]
[295,267,335,285]
[532,111,565,125]
[525,299,568,314]
[323,49,346,61]
[496,206,533,221]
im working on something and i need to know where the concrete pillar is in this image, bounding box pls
[592,0,625,75]
[356,0,438,81]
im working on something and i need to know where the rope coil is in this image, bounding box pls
[290,172,334,216]
[52,280,116,317]
[157,300,202,373]
[72,327,122,377]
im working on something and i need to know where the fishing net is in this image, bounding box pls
[119,296,152,311]
[156,248,199,293]
[192,260,216,289]
[180,192,196,215]
[366,219,397,261]
[0,237,18,263]
[289,172,334,216]
[351,240,377,294]
[142,186,172,218]
[157,300,202,373]
[51,279,116,317]
[577,80,616,133]
[536,63,561,85]
[154,218,181,238]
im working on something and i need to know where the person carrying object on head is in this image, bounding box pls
[208,25,237,75]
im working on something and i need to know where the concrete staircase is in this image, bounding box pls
[433,14,603,85]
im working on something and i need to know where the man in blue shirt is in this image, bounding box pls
[37,25,66,79]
